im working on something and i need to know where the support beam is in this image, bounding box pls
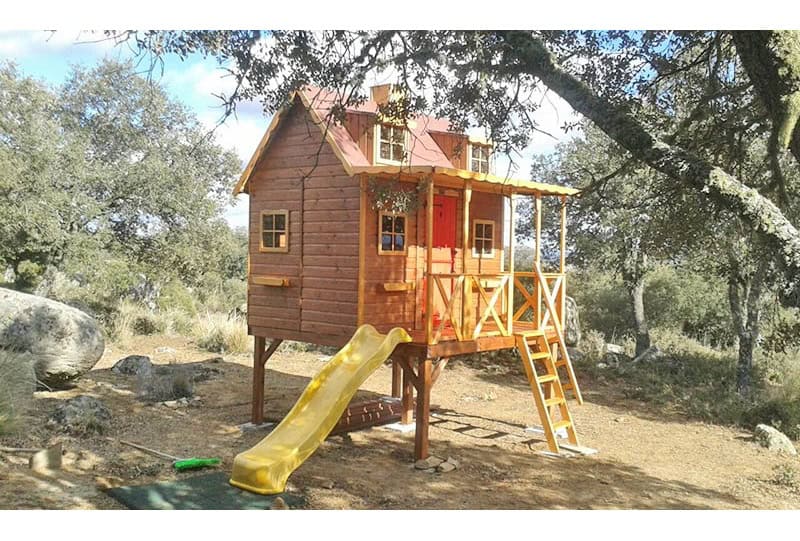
[414,357,433,460]
[402,361,415,425]
[507,195,516,333]
[391,359,402,398]
[251,337,283,424]
[462,180,474,337]
[559,195,567,273]
[425,179,435,344]
[534,194,543,327]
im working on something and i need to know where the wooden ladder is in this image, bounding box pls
[515,330,579,454]
[544,331,583,404]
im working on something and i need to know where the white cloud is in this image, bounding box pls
[0,30,116,58]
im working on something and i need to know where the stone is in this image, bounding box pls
[48,395,111,435]
[754,424,798,455]
[446,456,460,468]
[415,456,444,470]
[614,416,625,423]
[29,443,62,472]
[605,343,625,355]
[111,355,152,376]
[320,479,335,489]
[270,496,289,510]
[0,289,105,388]
[154,347,176,355]
[437,461,456,473]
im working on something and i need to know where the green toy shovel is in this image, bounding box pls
[119,440,221,471]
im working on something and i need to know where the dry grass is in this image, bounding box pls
[191,312,250,354]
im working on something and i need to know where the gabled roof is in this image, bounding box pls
[233,86,578,197]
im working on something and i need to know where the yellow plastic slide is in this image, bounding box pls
[229,324,412,495]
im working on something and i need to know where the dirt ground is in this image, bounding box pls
[1,334,799,510]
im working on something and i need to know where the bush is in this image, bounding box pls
[192,312,250,354]
[137,366,194,402]
[0,350,36,434]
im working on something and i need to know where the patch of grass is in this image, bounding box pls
[772,464,800,492]
[192,312,250,354]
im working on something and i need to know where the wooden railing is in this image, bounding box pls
[512,270,566,330]
[424,267,566,345]
[425,273,512,344]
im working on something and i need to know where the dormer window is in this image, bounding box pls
[470,144,491,174]
[377,123,406,163]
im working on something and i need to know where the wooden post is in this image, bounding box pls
[462,181,474,337]
[391,359,402,398]
[414,357,433,460]
[507,195,515,334]
[425,179,435,344]
[534,194,543,328]
[401,358,415,425]
[251,337,283,425]
[251,336,266,424]
[559,195,567,325]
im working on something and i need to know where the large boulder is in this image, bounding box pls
[564,296,581,347]
[755,424,798,455]
[0,288,105,388]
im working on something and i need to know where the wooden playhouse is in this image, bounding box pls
[234,84,582,460]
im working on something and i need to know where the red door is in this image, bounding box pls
[432,195,457,272]
[423,195,458,326]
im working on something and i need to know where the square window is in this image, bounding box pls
[260,210,289,253]
[473,220,495,259]
[379,211,408,254]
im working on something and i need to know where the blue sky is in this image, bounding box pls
[0,30,580,230]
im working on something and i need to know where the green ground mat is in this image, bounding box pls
[106,471,305,510]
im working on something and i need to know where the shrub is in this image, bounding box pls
[0,350,36,434]
[192,312,250,354]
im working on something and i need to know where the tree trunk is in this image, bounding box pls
[727,255,766,397]
[630,274,650,357]
[621,239,651,358]
[502,32,800,292]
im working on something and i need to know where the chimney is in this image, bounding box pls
[370,84,403,106]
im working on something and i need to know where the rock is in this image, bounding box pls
[605,343,625,355]
[191,364,223,382]
[445,456,460,468]
[111,355,152,376]
[270,496,289,510]
[614,416,625,423]
[320,479,335,489]
[155,347,176,355]
[137,365,194,402]
[755,424,798,455]
[0,288,105,388]
[437,461,456,473]
[48,395,111,435]
[564,296,581,346]
[29,443,62,472]
[415,456,444,470]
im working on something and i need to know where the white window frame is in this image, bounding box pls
[468,143,491,174]
[374,123,408,165]
[472,219,495,259]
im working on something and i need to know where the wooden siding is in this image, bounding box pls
[429,132,467,170]
[247,102,360,342]
[345,111,375,164]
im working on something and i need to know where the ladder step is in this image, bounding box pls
[555,360,567,367]
[545,397,564,407]
[516,330,545,338]
[537,374,558,384]
[530,351,551,361]
[562,383,574,390]
[552,420,572,432]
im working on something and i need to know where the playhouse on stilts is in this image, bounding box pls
[230,84,583,492]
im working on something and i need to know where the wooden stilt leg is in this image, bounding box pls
[391,359,402,398]
[401,361,414,425]
[414,357,432,460]
[251,336,266,425]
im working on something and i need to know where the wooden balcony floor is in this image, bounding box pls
[398,320,552,359]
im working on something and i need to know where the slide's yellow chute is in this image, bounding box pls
[229,325,412,495]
